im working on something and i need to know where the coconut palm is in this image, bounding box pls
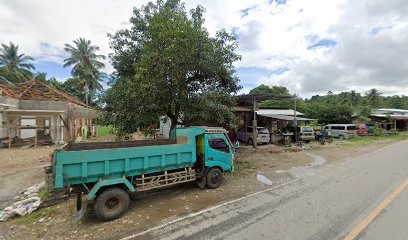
[63,38,106,105]
[0,42,35,82]
[365,88,382,107]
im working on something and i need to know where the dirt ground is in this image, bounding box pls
[0,137,403,240]
[0,146,56,209]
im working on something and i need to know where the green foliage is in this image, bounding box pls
[249,85,293,109]
[249,84,290,96]
[105,0,241,135]
[346,132,408,144]
[372,126,384,136]
[10,207,55,225]
[365,88,383,107]
[63,37,106,105]
[0,42,35,82]
[302,102,353,124]
[37,189,54,200]
[96,125,116,136]
[0,66,20,83]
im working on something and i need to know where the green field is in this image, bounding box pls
[346,132,408,145]
[96,125,115,136]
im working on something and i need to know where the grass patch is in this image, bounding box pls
[96,125,116,136]
[10,207,55,225]
[345,132,408,145]
[37,189,54,200]
[233,159,257,177]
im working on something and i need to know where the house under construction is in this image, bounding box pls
[0,80,100,147]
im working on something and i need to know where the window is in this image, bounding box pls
[302,127,313,132]
[258,128,270,134]
[209,138,230,153]
[332,126,345,130]
[346,125,357,130]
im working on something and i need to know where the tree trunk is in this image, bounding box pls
[170,116,178,131]
[85,83,89,106]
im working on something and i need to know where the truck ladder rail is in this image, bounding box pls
[135,168,196,191]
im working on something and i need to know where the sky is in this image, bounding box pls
[1,0,408,98]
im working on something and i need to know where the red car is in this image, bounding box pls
[356,125,368,136]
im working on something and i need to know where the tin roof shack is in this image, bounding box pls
[0,80,99,147]
[233,94,315,145]
[370,108,408,131]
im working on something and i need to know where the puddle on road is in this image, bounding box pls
[256,174,273,185]
[287,151,327,178]
[306,152,326,166]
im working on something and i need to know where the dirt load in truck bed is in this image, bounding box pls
[63,139,177,151]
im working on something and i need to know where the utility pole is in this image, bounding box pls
[293,96,298,144]
[253,96,257,148]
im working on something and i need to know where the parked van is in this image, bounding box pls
[236,126,270,145]
[286,126,315,143]
[321,124,357,139]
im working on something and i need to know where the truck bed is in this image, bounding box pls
[53,128,206,189]
[63,139,177,151]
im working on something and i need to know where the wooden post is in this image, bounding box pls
[34,127,38,147]
[253,96,257,148]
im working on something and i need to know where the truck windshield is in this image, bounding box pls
[209,138,230,153]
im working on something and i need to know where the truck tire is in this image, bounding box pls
[338,135,345,140]
[206,168,223,189]
[94,187,130,221]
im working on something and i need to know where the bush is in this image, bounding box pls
[372,126,384,136]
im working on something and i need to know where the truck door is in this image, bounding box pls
[204,133,233,171]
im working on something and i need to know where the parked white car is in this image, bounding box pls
[286,126,315,142]
[321,124,357,139]
[236,127,270,145]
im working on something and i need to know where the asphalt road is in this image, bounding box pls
[121,140,408,240]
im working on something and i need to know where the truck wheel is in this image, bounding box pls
[247,138,253,145]
[94,187,130,221]
[338,135,345,140]
[206,168,223,189]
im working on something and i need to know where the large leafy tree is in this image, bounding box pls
[304,102,353,124]
[105,0,241,134]
[249,84,290,96]
[63,38,106,105]
[0,42,35,82]
[249,85,294,109]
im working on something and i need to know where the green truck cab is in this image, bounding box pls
[49,127,236,221]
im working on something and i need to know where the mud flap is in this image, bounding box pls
[73,193,88,222]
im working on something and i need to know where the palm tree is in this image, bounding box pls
[0,42,35,82]
[63,38,105,105]
[365,88,382,107]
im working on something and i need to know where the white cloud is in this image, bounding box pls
[1,0,408,97]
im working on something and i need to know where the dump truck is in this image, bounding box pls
[47,127,236,221]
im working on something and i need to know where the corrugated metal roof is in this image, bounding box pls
[371,114,408,120]
[256,109,304,116]
[258,114,315,121]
